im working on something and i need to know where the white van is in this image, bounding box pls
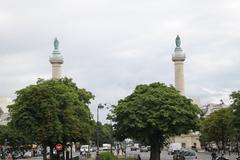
[80,145,90,152]
[102,144,111,151]
[168,143,182,155]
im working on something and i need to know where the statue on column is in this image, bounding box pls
[54,38,59,50]
[175,35,181,48]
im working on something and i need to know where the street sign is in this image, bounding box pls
[55,144,63,151]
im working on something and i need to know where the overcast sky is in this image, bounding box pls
[1,0,240,122]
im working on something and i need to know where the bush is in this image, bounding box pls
[118,158,137,160]
[99,152,116,160]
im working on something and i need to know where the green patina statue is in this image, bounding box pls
[54,37,59,50]
[175,35,181,47]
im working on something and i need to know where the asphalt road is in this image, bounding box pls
[17,148,240,160]
[127,149,239,160]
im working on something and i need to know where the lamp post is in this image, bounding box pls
[96,104,104,160]
[104,104,114,154]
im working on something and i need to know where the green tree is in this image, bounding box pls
[8,78,94,160]
[111,82,200,160]
[91,122,113,146]
[231,91,240,130]
[230,91,240,153]
[0,125,31,154]
[200,108,234,152]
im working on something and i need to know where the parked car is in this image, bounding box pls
[12,151,23,159]
[140,146,148,152]
[23,151,32,158]
[173,149,197,160]
[147,146,151,151]
[130,146,138,151]
[91,147,97,152]
[168,143,182,155]
[191,146,198,152]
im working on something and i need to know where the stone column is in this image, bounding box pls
[49,38,64,79]
[51,62,62,79]
[174,61,184,95]
[172,35,185,95]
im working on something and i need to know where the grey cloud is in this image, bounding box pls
[1,0,240,122]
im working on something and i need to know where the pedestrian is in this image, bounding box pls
[212,151,217,160]
[137,154,141,160]
[6,152,13,160]
[117,148,119,155]
[82,150,86,157]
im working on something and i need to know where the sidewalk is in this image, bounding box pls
[17,151,81,160]
[200,151,239,160]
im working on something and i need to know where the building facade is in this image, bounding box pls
[201,101,228,117]
[0,96,13,125]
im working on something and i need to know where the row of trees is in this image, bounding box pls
[3,77,234,160]
[0,77,115,160]
[200,91,240,153]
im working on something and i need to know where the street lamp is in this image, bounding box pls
[104,103,114,154]
[96,104,104,160]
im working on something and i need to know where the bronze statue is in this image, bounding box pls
[175,35,181,47]
[54,38,59,50]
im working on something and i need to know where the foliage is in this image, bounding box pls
[200,108,234,151]
[111,82,200,160]
[91,122,113,146]
[229,91,240,148]
[8,78,94,156]
[231,91,240,129]
[99,152,115,160]
[118,158,137,160]
[0,125,30,151]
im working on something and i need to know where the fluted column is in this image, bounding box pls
[49,38,64,79]
[172,35,185,95]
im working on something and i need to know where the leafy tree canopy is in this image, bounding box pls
[91,122,113,146]
[0,125,30,151]
[8,78,94,147]
[200,108,234,151]
[231,91,240,129]
[111,82,200,160]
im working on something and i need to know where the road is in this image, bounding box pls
[127,149,239,160]
[17,149,239,160]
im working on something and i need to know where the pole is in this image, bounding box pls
[125,141,127,160]
[110,120,113,154]
[3,139,7,160]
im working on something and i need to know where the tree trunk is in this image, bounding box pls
[222,138,226,154]
[63,144,65,160]
[70,142,73,159]
[43,145,47,160]
[50,145,54,160]
[221,125,226,154]
[237,141,239,156]
[150,139,161,160]
[22,148,24,157]
[110,143,113,154]
[216,141,220,153]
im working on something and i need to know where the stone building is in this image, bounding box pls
[201,100,228,117]
[0,96,13,125]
